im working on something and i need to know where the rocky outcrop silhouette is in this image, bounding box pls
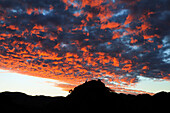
[0,80,170,113]
[67,79,111,98]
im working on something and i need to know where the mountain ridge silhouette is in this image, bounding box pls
[0,79,170,113]
[67,79,111,98]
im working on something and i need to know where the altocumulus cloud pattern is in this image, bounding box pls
[0,0,170,94]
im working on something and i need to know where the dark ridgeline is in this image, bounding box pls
[0,80,170,113]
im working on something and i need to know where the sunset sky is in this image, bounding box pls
[0,0,170,96]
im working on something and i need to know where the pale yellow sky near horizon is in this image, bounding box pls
[0,69,68,97]
[0,69,170,96]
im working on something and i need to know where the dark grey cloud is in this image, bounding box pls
[0,0,169,89]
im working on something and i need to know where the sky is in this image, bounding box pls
[0,69,68,96]
[0,0,170,96]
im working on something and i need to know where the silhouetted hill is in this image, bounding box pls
[67,79,111,98]
[0,80,170,113]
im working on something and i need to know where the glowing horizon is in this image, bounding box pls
[0,69,68,97]
[1,69,170,96]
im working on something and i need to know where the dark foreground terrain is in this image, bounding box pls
[0,80,170,113]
